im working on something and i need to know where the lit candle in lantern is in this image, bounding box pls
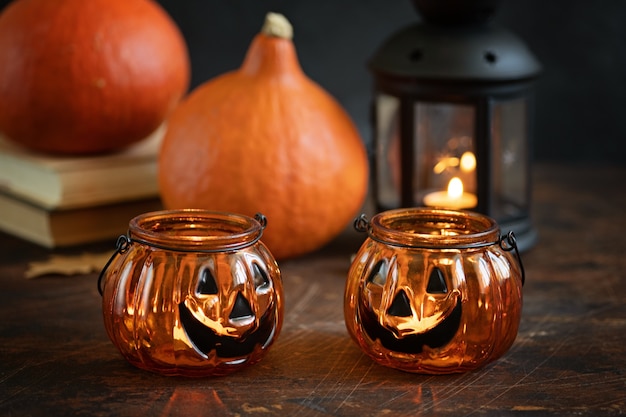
[460,151,476,172]
[423,177,477,209]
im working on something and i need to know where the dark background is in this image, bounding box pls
[2,0,625,164]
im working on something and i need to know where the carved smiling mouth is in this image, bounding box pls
[358,298,462,354]
[178,302,277,358]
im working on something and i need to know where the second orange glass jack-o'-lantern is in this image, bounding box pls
[344,208,524,374]
[98,210,283,377]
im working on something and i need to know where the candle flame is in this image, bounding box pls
[433,152,475,174]
[433,157,459,174]
[447,177,464,199]
[460,152,476,172]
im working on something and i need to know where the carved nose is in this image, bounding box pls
[387,290,413,317]
[229,292,254,321]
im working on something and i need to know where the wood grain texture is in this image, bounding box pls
[1,163,625,416]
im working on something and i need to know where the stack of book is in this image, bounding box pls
[0,127,165,248]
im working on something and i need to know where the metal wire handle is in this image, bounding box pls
[499,230,526,286]
[97,234,132,296]
[353,213,370,234]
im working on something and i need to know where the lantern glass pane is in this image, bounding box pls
[416,102,477,210]
[375,94,401,209]
[492,98,528,222]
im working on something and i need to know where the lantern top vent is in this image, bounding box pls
[370,0,541,83]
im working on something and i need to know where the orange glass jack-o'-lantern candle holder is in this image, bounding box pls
[98,210,283,377]
[345,208,525,374]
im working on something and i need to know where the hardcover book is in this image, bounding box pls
[0,125,164,210]
[0,192,162,248]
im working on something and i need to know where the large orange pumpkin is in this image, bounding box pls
[159,13,369,260]
[0,0,190,155]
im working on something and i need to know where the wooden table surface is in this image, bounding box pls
[1,163,625,416]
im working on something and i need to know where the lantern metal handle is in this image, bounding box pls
[97,234,132,296]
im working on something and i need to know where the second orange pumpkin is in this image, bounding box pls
[159,13,369,260]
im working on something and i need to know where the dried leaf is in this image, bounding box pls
[25,252,114,279]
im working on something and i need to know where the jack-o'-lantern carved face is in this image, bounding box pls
[358,260,462,354]
[344,209,524,374]
[100,210,284,377]
[178,257,279,359]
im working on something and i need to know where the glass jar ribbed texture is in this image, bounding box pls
[345,208,523,374]
[100,209,283,377]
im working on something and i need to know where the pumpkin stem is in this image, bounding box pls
[240,12,301,78]
[261,12,293,40]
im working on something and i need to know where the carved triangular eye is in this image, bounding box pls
[367,260,387,286]
[197,268,218,295]
[427,268,448,294]
[253,263,270,290]
[229,292,254,320]
[387,290,412,317]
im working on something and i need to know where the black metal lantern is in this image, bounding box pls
[369,0,541,250]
